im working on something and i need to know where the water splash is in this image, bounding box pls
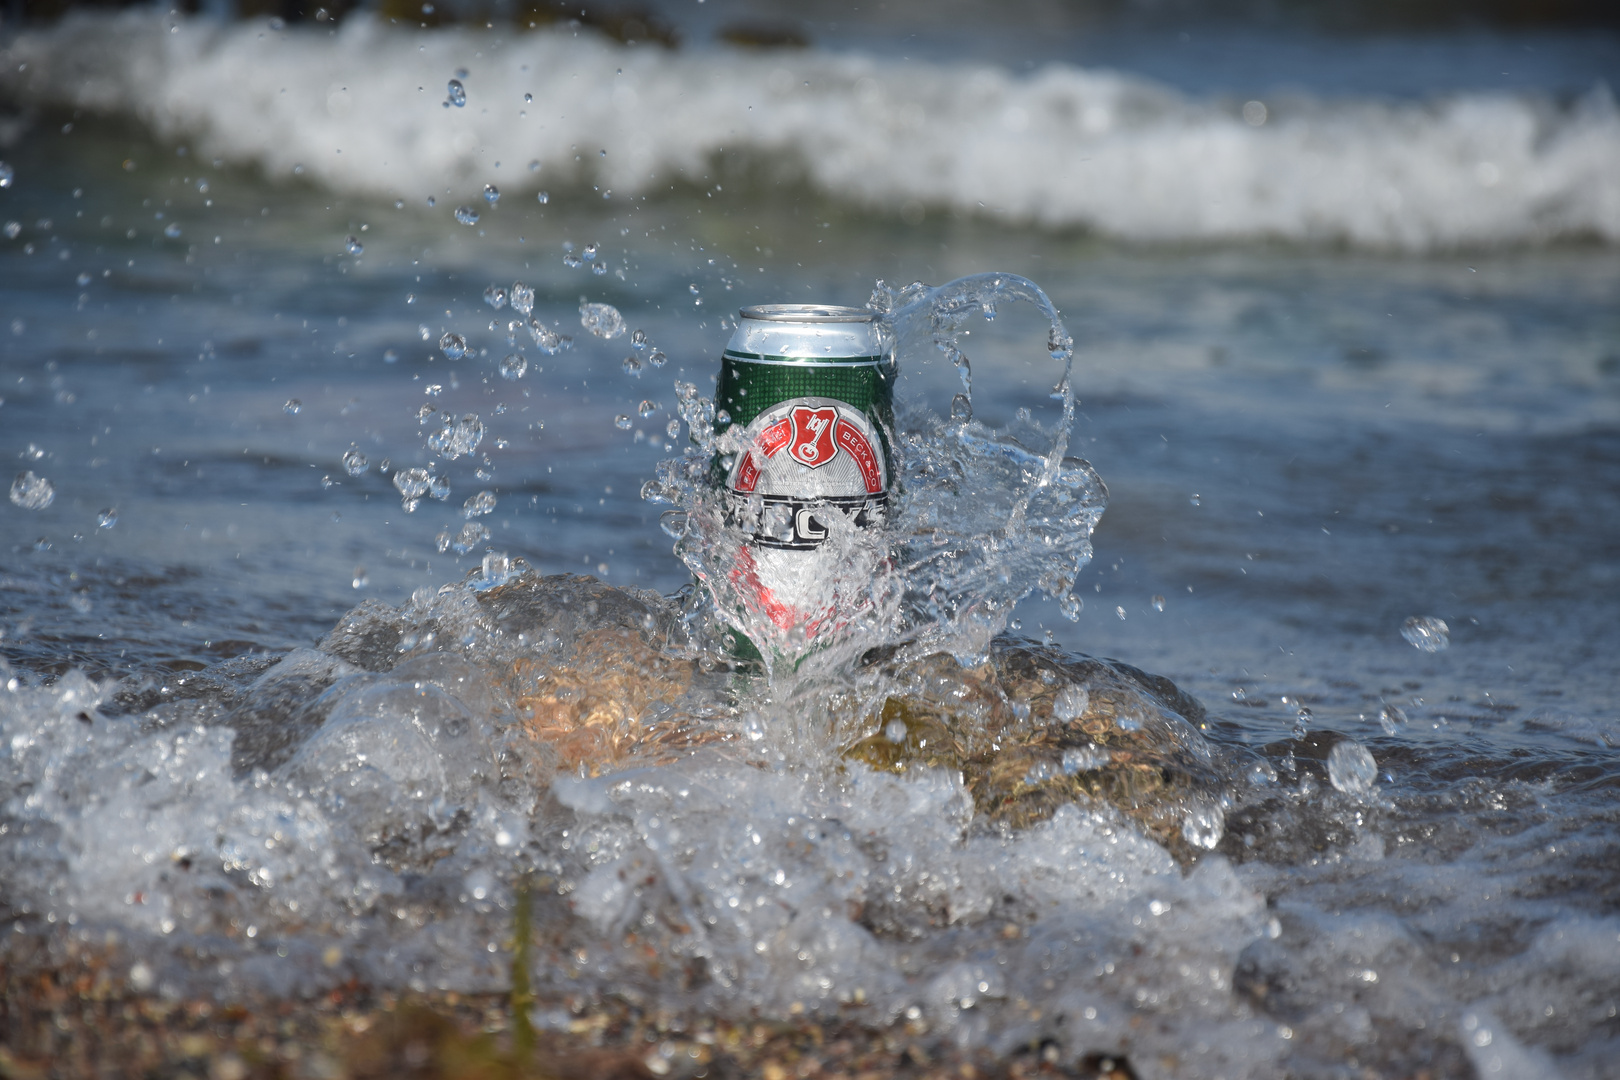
[648,274,1104,676]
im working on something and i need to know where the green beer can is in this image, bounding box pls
[714,304,895,639]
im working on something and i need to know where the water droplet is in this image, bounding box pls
[590,261,607,275]
[561,253,582,269]
[715,409,730,426]
[524,94,534,105]
[453,205,479,226]
[163,222,182,239]
[579,302,625,339]
[393,467,433,510]
[96,507,118,529]
[3,221,19,239]
[429,474,451,501]
[536,191,549,204]
[1046,325,1073,361]
[438,520,490,555]
[630,328,648,349]
[648,349,667,368]
[621,355,643,377]
[1114,605,1126,620]
[1059,592,1084,621]
[438,332,467,359]
[950,393,972,421]
[1378,703,1408,736]
[341,447,369,476]
[884,718,907,743]
[76,271,91,287]
[9,471,53,510]
[447,78,466,107]
[426,196,435,207]
[283,399,301,415]
[613,414,632,430]
[1181,802,1225,849]
[1151,594,1166,612]
[1400,616,1450,652]
[637,399,659,418]
[352,567,369,589]
[463,490,497,517]
[1292,705,1312,740]
[483,285,507,309]
[0,162,13,189]
[744,713,766,741]
[1189,494,1201,506]
[481,550,512,584]
[504,281,534,315]
[344,235,363,255]
[1327,739,1378,794]
[665,419,680,439]
[499,353,527,380]
[483,183,499,206]
[527,319,571,354]
[427,413,485,459]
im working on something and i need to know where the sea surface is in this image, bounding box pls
[1,6,1618,1078]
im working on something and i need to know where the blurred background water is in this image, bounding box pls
[2,0,1619,1075]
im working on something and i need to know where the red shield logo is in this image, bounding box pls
[787,406,839,469]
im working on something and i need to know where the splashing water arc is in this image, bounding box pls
[647,273,1102,677]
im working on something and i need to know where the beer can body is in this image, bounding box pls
[714,304,893,645]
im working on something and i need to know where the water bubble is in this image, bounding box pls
[527,319,571,354]
[163,223,182,239]
[96,507,118,529]
[341,447,369,476]
[630,328,648,349]
[344,235,363,255]
[884,718,907,743]
[393,467,433,510]
[10,471,53,510]
[499,354,527,380]
[438,521,490,555]
[637,399,659,418]
[1327,739,1378,794]
[579,302,626,339]
[621,355,644,377]
[1378,703,1408,735]
[438,332,468,360]
[1151,594,1166,612]
[463,490,497,517]
[648,349,667,368]
[614,414,632,430]
[483,183,499,206]
[483,285,507,309]
[454,205,480,226]
[1401,616,1450,652]
[283,399,301,415]
[0,162,13,189]
[427,413,485,459]
[1052,684,1090,722]
[447,78,466,107]
[536,191,549,204]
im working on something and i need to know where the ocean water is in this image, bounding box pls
[2,8,1619,1078]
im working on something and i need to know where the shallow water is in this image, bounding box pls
[3,12,1620,1079]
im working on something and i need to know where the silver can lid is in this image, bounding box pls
[738,304,878,324]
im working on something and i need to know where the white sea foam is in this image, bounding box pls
[3,11,1618,249]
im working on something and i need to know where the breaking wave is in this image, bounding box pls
[3,10,1618,249]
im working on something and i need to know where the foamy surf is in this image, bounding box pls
[3,10,1618,250]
